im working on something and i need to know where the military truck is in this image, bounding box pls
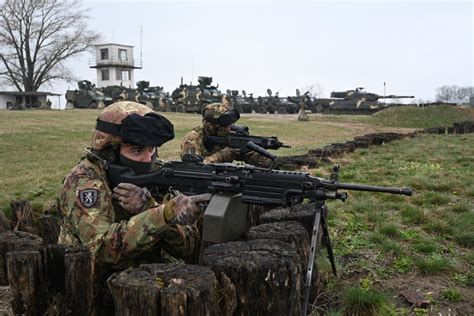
[136,81,171,112]
[256,89,299,114]
[171,76,224,113]
[226,90,254,113]
[287,89,318,113]
[313,87,415,115]
[65,80,112,109]
[100,85,139,105]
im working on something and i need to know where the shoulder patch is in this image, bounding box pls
[79,189,99,208]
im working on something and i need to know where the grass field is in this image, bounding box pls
[0,105,473,314]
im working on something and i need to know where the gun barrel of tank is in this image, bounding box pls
[330,92,347,98]
[383,95,415,99]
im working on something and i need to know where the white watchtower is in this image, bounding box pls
[90,43,142,88]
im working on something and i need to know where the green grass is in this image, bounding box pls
[441,288,462,302]
[309,105,474,128]
[342,286,387,316]
[0,106,473,314]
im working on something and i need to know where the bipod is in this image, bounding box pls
[302,198,337,316]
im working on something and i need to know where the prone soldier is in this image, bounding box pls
[180,102,273,167]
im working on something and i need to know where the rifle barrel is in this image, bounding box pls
[337,182,413,196]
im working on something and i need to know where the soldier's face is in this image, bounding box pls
[204,121,230,136]
[120,144,157,162]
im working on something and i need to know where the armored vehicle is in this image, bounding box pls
[256,89,299,114]
[100,85,139,104]
[288,89,319,113]
[136,80,171,112]
[65,80,112,109]
[313,87,415,115]
[171,76,224,113]
[226,90,254,113]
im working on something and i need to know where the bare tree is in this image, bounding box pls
[435,85,474,103]
[0,0,101,92]
[435,85,458,102]
[302,83,324,98]
[456,86,474,102]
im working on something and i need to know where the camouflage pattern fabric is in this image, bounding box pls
[58,157,200,269]
[181,126,272,167]
[201,102,231,120]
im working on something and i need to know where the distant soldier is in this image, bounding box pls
[181,102,272,167]
[58,101,210,312]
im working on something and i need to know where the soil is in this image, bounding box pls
[378,275,474,315]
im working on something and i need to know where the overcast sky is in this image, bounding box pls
[54,0,472,107]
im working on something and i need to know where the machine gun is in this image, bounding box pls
[206,125,291,152]
[106,150,412,314]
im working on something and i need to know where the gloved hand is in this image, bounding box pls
[163,193,212,225]
[205,147,241,163]
[112,183,153,214]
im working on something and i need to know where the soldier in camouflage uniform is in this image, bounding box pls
[59,101,210,312]
[181,103,272,167]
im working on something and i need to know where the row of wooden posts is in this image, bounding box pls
[0,200,318,315]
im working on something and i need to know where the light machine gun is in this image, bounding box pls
[106,150,412,315]
[205,124,291,152]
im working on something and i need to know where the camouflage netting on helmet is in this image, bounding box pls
[201,102,231,119]
[91,101,154,150]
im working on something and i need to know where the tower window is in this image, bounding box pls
[116,69,130,81]
[119,49,128,61]
[101,69,109,81]
[100,48,109,60]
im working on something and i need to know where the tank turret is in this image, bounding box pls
[311,87,415,115]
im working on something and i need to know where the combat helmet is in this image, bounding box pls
[91,101,174,151]
[201,103,240,125]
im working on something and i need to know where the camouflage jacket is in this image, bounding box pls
[181,126,272,167]
[58,157,199,269]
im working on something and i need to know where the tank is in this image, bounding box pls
[256,89,299,114]
[65,80,111,109]
[171,76,225,113]
[226,90,254,113]
[136,80,172,112]
[313,87,415,115]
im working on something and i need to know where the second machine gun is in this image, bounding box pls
[105,145,413,314]
[205,124,291,152]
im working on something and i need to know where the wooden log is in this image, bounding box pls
[259,203,316,235]
[247,221,322,308]
[0,210,12,233]
[6,250,48,315]
[35,215,60,245]
[108,263,220,316]
[257,205,327,299]
[276,155,319,169]
[0,231,43,285]
[10,200,36,234]
[248,205,274,228]
[202,239,302,315]
[247,221,309,266]
[63,247,93,315]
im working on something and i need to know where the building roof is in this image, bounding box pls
[94,43,134,48]
[0,91,61,96]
